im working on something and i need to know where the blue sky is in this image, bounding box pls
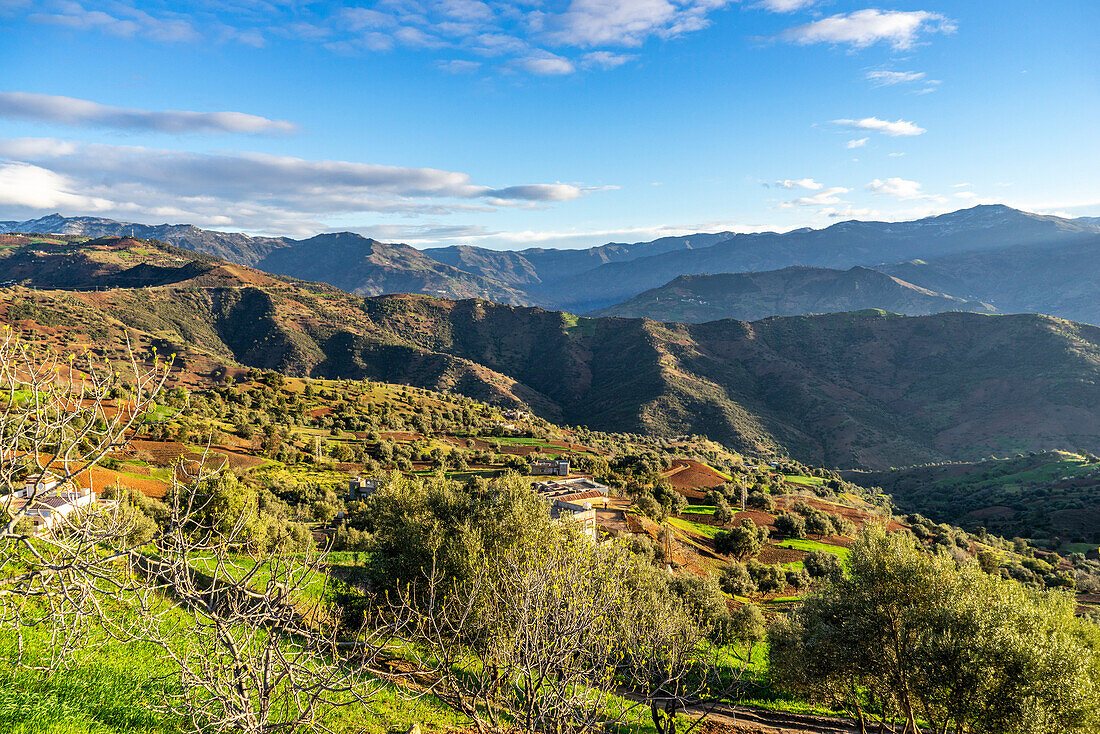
[0,0,1096,249]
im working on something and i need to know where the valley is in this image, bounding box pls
[9,235,1100,471]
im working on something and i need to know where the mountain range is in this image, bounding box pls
[590,266,998,322]
[5,206,1100,325]
[6,233,1100,470]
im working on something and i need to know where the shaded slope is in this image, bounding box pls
[252,232,534,303]
[591,266,998,322]
[7,236,1100,470]
[845,450,1100,543]
[882,235,1100,325]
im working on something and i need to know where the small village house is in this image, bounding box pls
[532,477,610,541]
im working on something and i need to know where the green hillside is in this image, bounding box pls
[848,450,1100,545]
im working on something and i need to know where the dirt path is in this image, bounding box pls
[690,701,863,734]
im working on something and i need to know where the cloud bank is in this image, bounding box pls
[0,137,599,234]
[833,117,926,137]
[0,91,297,135]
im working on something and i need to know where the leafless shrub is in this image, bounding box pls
[389,529,737,734]
[0,328,172,666]
[120,463,392,734]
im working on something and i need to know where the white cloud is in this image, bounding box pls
[888,152,906,157]
[756,0,817,13]
[515,51,576,75]
[0,137,600,233]
[779,9,955,50]
[29,1,199,43]
[779,186,850,207]
[437,59,482,73]
[0,91,297,134]
[436,0,494,23]
[0,161,115,212]
[776,178,824,190]
[833,116,926,136]
[865,69,932,86]
[581,50,636,69]
[543,0,734,48]
[951,182,972,188]
[867,177,944,202]
[819,205,875,219]
[846,137,869,149]
[10,0,736,78]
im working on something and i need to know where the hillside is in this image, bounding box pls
[0,213,292,265]
[252,232,533,303]
[882,235,1100,324]
[591,266,998,322]
[423,232,735,289]
[846,450,1100,545]
[11,207,1100,320]
[6,235,1100,470]
[543,206,1100,312]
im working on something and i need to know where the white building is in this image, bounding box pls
[532,477,609,541]
[4,472,97,533]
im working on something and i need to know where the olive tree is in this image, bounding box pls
[769,525,1100,734]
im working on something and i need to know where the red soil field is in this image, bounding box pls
[664,459,729,491]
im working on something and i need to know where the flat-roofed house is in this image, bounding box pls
[347,477,379,501]
[532,477,610,541]
[16,472,64,498]
[3,474,96,534]
[530,459,570,477]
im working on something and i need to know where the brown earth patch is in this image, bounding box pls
[380,431,420,442]
[125,440,189,466]
[775,495,905,532]
[664,459,729,491]
[757,545,806,565]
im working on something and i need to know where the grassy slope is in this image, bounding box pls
[848,450,1100,544]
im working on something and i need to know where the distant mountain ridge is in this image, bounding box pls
[590,266,999,322]
[5,206,1100,322]
[0,213,293,265]
[881,234,1100,325]
[423,232,736,288]
[252,232,534,303]
[542,206,1100,312]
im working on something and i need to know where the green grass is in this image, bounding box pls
[668,516,722,539]
[141,403,180,424]
[775,538,850,559]
[0,641,184,734]
[783,474,824,486]
[681,505,715,516]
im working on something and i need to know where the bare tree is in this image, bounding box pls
[618,583,740,734]
[122,467,391,734]
[390,529,736,734]
[0,328,172,666]
[0,332,391,732]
